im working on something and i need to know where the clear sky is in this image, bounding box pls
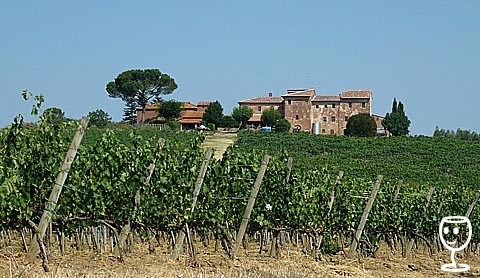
[1,0,479,135]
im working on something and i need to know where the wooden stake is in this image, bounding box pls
[327,171,344,215]
[231,154,270,258]
[465,194,480,218]
[393,180,402,202]
[28,117,89,262]
[134,138,166,219]
[171,149,213,259]
[405,187,434,257]
[285,157,293,183]
[348,175,383,258]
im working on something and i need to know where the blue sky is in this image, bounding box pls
[1,0,479,135]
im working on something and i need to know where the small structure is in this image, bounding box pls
[238,92,284,128]
[261,126,272,132]
[135,101,212,130]
[372,114,387,136]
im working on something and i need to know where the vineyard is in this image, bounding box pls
[1,113,480,276]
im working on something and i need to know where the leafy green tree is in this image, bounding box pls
[87,109,112,128]
[123,98,137,124]
[433,126,480,141]
[203,101,224,127]
[232,106,253,128]
[165,119,181,131]
[158,100,182,120]
[345,114,377,137]
[383,98,411,136]
[275,119,291,133]
[42,107,65,125]
[222,115,238,128]
[261,108,280,127]
[106,69,178,124]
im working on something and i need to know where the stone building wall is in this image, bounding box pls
[238,89,374,135]
[283,97,312,131]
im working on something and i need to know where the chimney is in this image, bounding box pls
[268,92,273,97]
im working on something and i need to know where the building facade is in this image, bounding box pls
[239,88,378,135]
[135,101,211,130]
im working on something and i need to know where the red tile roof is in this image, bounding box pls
[136,103,159,111]
[340,90,372,99]
[282,88,315,97]
[248,114,262,122]
[312,95,341,102]
[197,101,212,107]
[179,118,202,124]
[181,110,204,119]
[238,96,284,104]
[182,102,197,109]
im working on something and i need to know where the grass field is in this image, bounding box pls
[201,132,237,160]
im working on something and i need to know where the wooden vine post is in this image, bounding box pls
[327,171,344,215]
[318,170,344,250]
[393,179,403,202]
[231,154,270,258]
[465,194,479,218]
[128,137,166,255]
[28,117,89,263]
[269,157,294,258]
[348,175,383,259]
[171,148,213,260]
[285,157,293,183]
[404,186,434,257]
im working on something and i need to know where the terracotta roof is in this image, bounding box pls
[238,96,284,104]
[136,103,159,111]
[182,102,197,109]
[181,110,204,119]
[312,95,340,102]
[340,90,372,99]
[372,114,385,129]
[248,114,262,122]
[179,119,202,124]
[197,101,212,106]
[282,88,315,97]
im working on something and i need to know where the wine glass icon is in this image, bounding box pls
[439,216,472,272]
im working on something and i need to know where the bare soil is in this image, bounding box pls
[2,243,480,278]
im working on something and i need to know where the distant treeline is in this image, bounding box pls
[433,126,480,141]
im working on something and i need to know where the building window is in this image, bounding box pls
[323,117,327,122]
[349,103,352,108]
[322,129,325,134]
[330,130,335,135]
[288,99,292,105]
[258,106,262,112]
[295,115,299,120]
[332,116,336,122]
[332,104,336,108]
[362,102,366,108]
[315,104,319,109]
[324,104,328,108]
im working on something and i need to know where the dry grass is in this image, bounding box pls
[4,243,480,278]
[201,133,237,160]
[1,243,375,278]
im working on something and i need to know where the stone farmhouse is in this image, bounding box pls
[135,101,211,130]
[238,88,385,135]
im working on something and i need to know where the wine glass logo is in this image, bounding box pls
[439,216,472,272]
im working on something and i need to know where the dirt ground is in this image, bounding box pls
[2,243,480,278]
[201,133,237,160]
